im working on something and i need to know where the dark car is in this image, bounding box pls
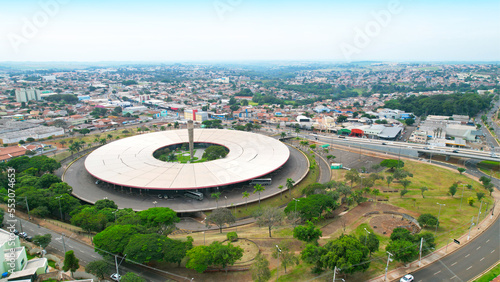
[453,150,459,153]
[25,236,33,242]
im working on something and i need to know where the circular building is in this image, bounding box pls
[84,129,290,191]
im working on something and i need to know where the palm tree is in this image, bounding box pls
[253,184,265,207]
[278,185,284,200]
[211,192,221,208]
[295,127,300,137]
[286,178,295,198]
[242,191,250,209]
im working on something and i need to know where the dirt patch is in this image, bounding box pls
[369,214,419,237]
[223,239,259,264]
[321,202,418,236]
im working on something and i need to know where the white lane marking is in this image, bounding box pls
[434,271,441,275]
[480,257,485,261]
[492,250,496,254]
[477,246,481,250]
[465,254,470,258]
[451,262,457,266]
[486,239,490,243]
[450,276,457,280]
[467,266,472,270]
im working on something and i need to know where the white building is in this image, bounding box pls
[15,88,41,103]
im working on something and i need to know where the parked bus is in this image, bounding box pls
[250,178,272,185]
[184,191,204,201]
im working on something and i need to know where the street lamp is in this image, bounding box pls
[56,196,63,221]
[153,201,157,207]
[435,203,445,234]
[293,198,300,213]
[459,184,467,211]
[275,245,282,281]
[364,228,370,246]
[112,209,118,222]
[224,196,228,208]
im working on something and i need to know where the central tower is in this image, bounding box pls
[187,120,194,160]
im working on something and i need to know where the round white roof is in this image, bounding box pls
[85,129,290,190]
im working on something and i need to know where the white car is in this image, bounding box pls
[110,273,121,281]
[400,274,414,282]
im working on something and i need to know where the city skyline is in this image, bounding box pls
[2,0,499,62]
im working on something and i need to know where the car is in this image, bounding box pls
[19,232,27,239]
[453,150,459,153]
[400,274,414,282]
[25,236,33,242]
[95,180,100,185]
[12,230,19,235]
[110,273,121,281]
[382,142,387,145]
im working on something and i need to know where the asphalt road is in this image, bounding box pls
[9,217,182,282]
[411,218,499,282]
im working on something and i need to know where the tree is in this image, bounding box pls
[242,191,250,209]
[476,192,485,201]
[186,245,211,273]
[211,192,221,208]
[280,132,286,139]
[449,183,457,197]
[293,220,322,244]
[278,185,284,199]
[80,128,91,136]
[468,197,475,206]
[202,145,228,160]
[124,234,164,264]
[345,169,360,187]
[256,207,284,238]
[272,242,299,273]
[400,189,409,198]
[121,272,146,282]
[63,250,80,278]
[85,260,110,279]
[163,236,194,266]
[420,186,428,198]
[405,118,415,126]
[485,182,495,195]
[371,189,380,205]
[457,167,466,175]
[386,239,418,265]
[386,175,393,188]
[251,253,271,282]
[393,169,413,180]
[320,235,370,275]
[479,176,491,186]
[284,194,339,221]
[380,159,404,171]
[286,178,295,198]
[337,115,347,123]
[33,234,52,250]
[138,207,180,235]
[418,213,438,227]
[205,208,235,233]
[366,233,379,256]
[210,241,244,273]
[93,225,141,255]
[253,184,265,207]
[400,179,411,190]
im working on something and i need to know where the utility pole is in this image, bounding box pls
[418,237,424,266]
[477,200,483,226]
[24,197,31,220]
[384,252,393,281]
[56,196,63,221]
[435,203,445,234]
[467,216,475,240]
[364,228,370,246]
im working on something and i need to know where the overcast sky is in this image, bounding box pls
[1,0,499,62]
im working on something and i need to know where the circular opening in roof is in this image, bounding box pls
[153,142,229,163]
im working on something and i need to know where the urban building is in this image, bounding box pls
[15,88,41,103]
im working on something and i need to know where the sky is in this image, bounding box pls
[1,0,499,62]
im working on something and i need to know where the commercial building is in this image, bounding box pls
[0,229,27,274]
[0,126,64,144]
[184,109,209,122]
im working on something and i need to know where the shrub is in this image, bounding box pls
[468,197,475,206]
[227,232,238,242]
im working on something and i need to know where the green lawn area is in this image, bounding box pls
[474,262,500,282]
[477,160,500,179]
[379,161,494,249]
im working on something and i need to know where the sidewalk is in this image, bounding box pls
[367,189,500,282]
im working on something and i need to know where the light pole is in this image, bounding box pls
[435,203,445,234]
[276,245,281,282]
[293,198,300,213]
[56,196,63,221]
[203,231,206,245]
[224,196,228,208]
[477,200,483,226]
[467,216,475,240]
[459,184,467,211]
[153,201,157,207]
[112,209,118,222]
[364,228,370,246]
[384,252,393,281]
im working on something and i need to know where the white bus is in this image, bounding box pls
[184,191,204,201]
[250,178,272,185]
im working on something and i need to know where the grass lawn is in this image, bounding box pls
[477,160,500,179]
[474,262,500,282]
